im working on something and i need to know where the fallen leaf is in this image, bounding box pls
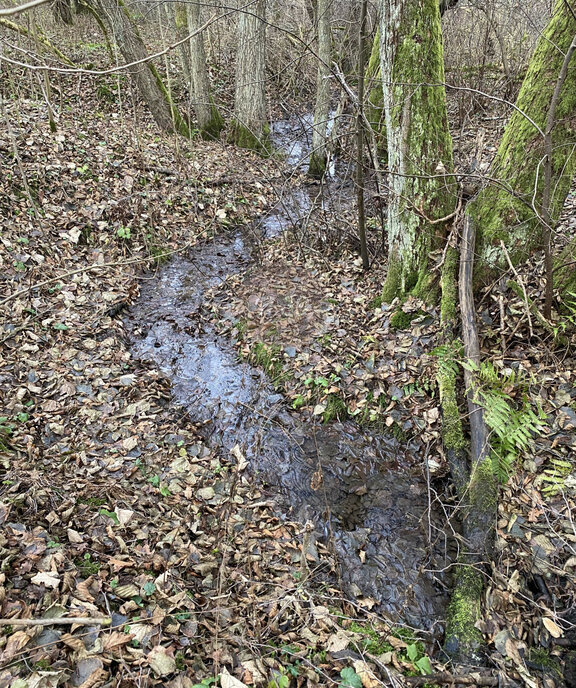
[220,667,249,688]
[31,572,60,589]
[542,617,563,638]
[148,646,176,677]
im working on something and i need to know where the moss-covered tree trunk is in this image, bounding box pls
[175,2,191,80]
[308,0,331,177]
[230,0,269,153]
[470,1,576,284]
[366,30,386,153]
[379,0,456,302]
[52,0,74,25]
[187,0,224,140]
[97,0,190,136]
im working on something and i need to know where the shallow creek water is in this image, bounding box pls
[125,118,452,633]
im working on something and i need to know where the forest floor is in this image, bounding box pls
[1,29,576,688]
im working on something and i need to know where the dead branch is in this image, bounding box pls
[407,672,498,686]
[0,617,111,626]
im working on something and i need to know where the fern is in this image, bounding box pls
[432,342,462,379]
[434,349,547,482]
[473,364,547,482]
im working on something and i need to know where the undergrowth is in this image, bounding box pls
[434,344,547,481]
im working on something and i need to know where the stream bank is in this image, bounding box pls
[125,115,454,634]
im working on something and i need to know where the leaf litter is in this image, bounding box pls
[0,44,576,688]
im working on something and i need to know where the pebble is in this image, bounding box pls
[119,374,136,386]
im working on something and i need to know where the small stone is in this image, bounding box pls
[196,486,215,501]
[119,374,136,386]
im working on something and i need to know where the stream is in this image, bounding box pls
[125,115,452,634]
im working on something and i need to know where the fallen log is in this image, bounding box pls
[441,214,498,663]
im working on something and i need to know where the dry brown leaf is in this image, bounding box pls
[108,557,135,571]
[30,572,60,589]
[61,632,85,652]
[220,667,249,688]
[0,630,31,662]
[352,660,380,688]
[78,668,107,688]
[148,645,177,677]
[542,617,563,638]
[75,578,95,603]
[102,631,134,652]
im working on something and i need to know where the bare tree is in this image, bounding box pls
[176,0,224,139]
[308,0,331,177]
[379,0,457,302]
[96,0,191,136]
[230,0,269,152]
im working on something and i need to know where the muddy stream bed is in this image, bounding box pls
[125,117,453,635]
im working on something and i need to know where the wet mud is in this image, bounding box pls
[125,118,453,633]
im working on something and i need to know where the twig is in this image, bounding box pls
[500,239,533,338]
[416,195,462,225]
[0,0,51,16]
[0,617,111,626]
[406,672,498,686]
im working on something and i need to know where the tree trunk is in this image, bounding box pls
[188,0,224,140]
[52,0,74,24]
[308,0,332,177]
[356,0,369,270]
[471,1,576,284]
[230,0,269,153]
[441,216,498,664]
[379,0,456,302]
[175,2,191,80]
[366,29,386,154]
[96,0,190,136]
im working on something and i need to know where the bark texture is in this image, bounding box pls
[230,0,269,152]
[187,1,224,139]
[379,0,456,302]
[443,215,498,663]
[366,29,386,154]
[52,0,73,25]
[175,3,191,80]
[470,1,576,280]
[96,0,190,136]
[308,0,332,177]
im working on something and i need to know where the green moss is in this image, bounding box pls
[471,1,576,273]
[349,621,394,655]
[249,342,286,386]
[469,457,498,513]
[389,309,413,330]
[438,369,466,451]
[75,553,101,577]
[323,394,348,423]
[444,564,484,660]
[440,247,459,324]
[199,103,224,140]
[389,421,407,442]
[229,120,270,155]
[556,236,576,295]
[381,255,402,303]
[308,151,327,179]
[528,648,562,674]
[389,308,428,330]
[368,294,384,310]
